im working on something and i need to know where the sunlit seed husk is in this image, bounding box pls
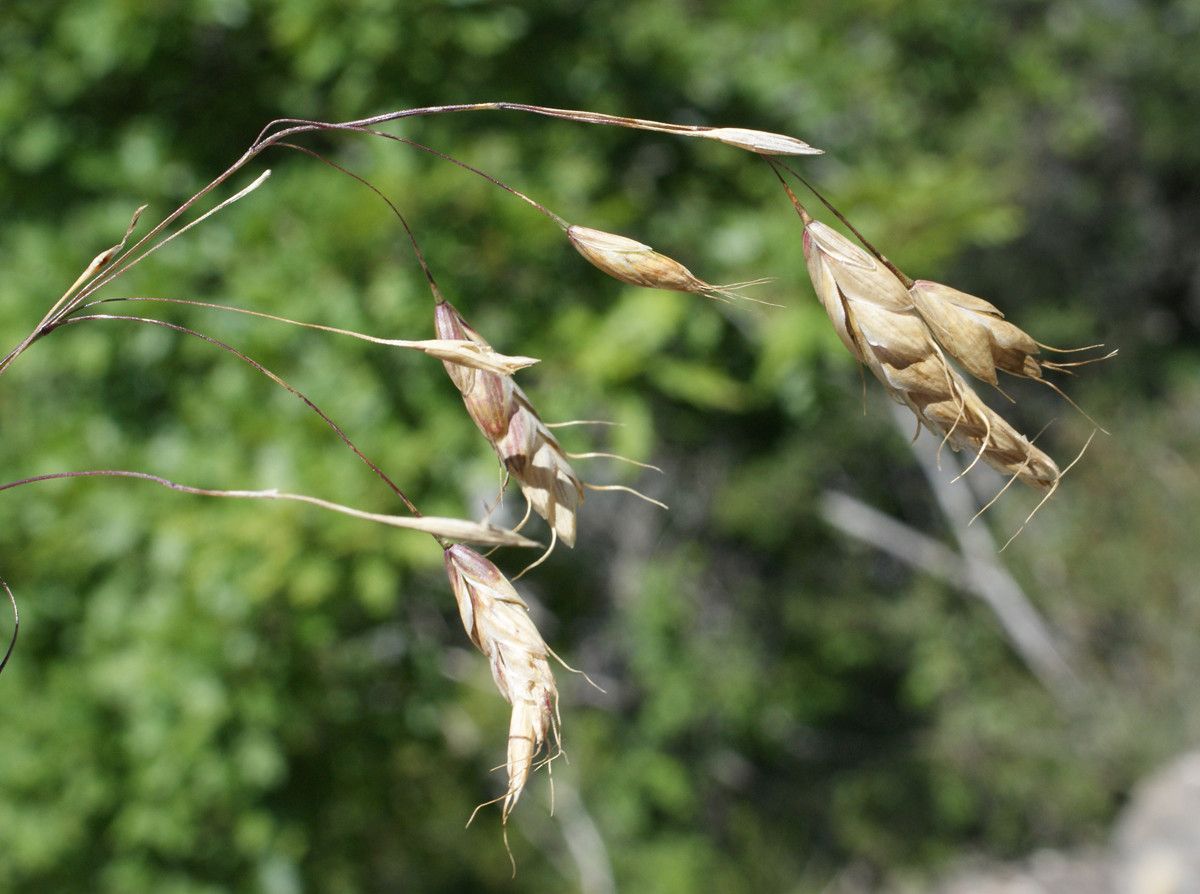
[496,401,583,547]
[567,224,777,306]
[444,545,558,818]
[802,220,1060,491]
[908,279,1043,386]
[696,126,824,156]
[567,225,706,292]
[435,299,584,546]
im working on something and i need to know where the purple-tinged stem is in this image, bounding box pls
[773,159,914,288]
[0,576,16,677]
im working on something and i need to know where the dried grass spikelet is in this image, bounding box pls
[444,544,558,820]
[408,338,540,377]
[802,219,1060,490]
[908,280,1044,386]
[907,280,1114,426]
[492,105,821,155]
[566,225,772,305]
[696,126,823,156]
[435,298,584,547]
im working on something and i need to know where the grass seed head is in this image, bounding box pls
[802,220,1060,490]
[568,225,706,292]
[435,299,584,546]
[920,374,1061,489]
[908,280,1041,385]
[444,545,558,819]
[697,126,823,156]
[566,225,769,305]
[493,398,584,546]
[802,220,913,360]
[434,299,513,439]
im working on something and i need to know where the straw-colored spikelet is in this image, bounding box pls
[802,219,1060,490]
[695,126,823,156]
[528,107,821,155]
[435,299,584,546]
[907,280,1042,386]
[567,225,767,304]
[411,338,540,377]
[444,544,558,819]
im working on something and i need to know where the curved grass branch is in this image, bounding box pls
[250,102,821,156]
[0,206,147,376]
[5,101,811,378]
[1,168,273,376]
[0,576,17,678]
[81,297,538,376]
[80,171,273,298]
[49,313,429,523]
[48,152,271,327]
[270,142,445,299]
[366,130,569,227]
[0,471,538,548]
[276,123,568,228]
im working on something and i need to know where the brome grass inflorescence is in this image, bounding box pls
[0,101,1109,840]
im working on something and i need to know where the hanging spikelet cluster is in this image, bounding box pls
[801,217,1062,489]
[434,298,585,547]
[444,544,558,820]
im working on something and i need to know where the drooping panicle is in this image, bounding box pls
[801,219,1060,490]
[435,299,584,546]
[444,544,558,819]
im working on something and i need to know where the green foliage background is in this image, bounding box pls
[2,1,1199,890]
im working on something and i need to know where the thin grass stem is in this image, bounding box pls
[0,576,17,678]
[0,470,536,548]
[49,314,427,522]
